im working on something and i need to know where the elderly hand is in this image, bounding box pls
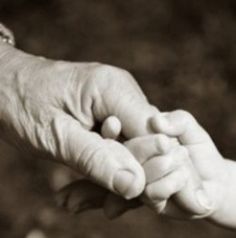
[0,43,158,199]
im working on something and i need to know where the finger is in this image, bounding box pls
[101,116,122,139]
[53,113,145,199]
[116,101,159,138]
[155,199,190,219]
[143,146,214,216]
[142,146,188,184]
[92,66,160,138]
[151,110,212,145]
[144,197,207,220]
[124,134,172,164]
[143,167,188,204]
[55,180,108,213]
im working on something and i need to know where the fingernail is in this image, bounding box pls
[101,116,121,139]
[196,190,213,210]
[113,170,135,199]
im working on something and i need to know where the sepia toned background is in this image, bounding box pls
[0,0,236,237]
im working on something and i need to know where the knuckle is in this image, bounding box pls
[88,62,102,68]
[105,65,136,85]
[92,64,134,90]
[95,64,115,74]
[170,137,179,147]
[155,134,168,144]
[145,180,174,201]
[95,64,128,79]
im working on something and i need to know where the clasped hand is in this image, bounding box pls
[0,43,233,229]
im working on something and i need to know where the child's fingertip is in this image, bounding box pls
[101,116,122,139]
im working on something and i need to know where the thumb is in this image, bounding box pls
[151,110,212,145]
[53,113,145,199]
[174,162,214,217]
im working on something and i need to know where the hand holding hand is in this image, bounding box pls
[152,110,231,225]
[57,110,230,226]
[0,43,159,199]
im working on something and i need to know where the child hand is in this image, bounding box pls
[151,110,230,226]
[123,134,214,219]
[55,115,214,220]
[55,113,232,228]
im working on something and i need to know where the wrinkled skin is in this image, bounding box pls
[0,43,159,199]
[0,43,217,226]
[62,111,236,229]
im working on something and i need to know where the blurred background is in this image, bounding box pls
[0,0,236,237]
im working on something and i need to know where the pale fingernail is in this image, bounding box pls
[196,190,213,211]
[113,170,135,199]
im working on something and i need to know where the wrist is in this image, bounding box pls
[0,44,35,125]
